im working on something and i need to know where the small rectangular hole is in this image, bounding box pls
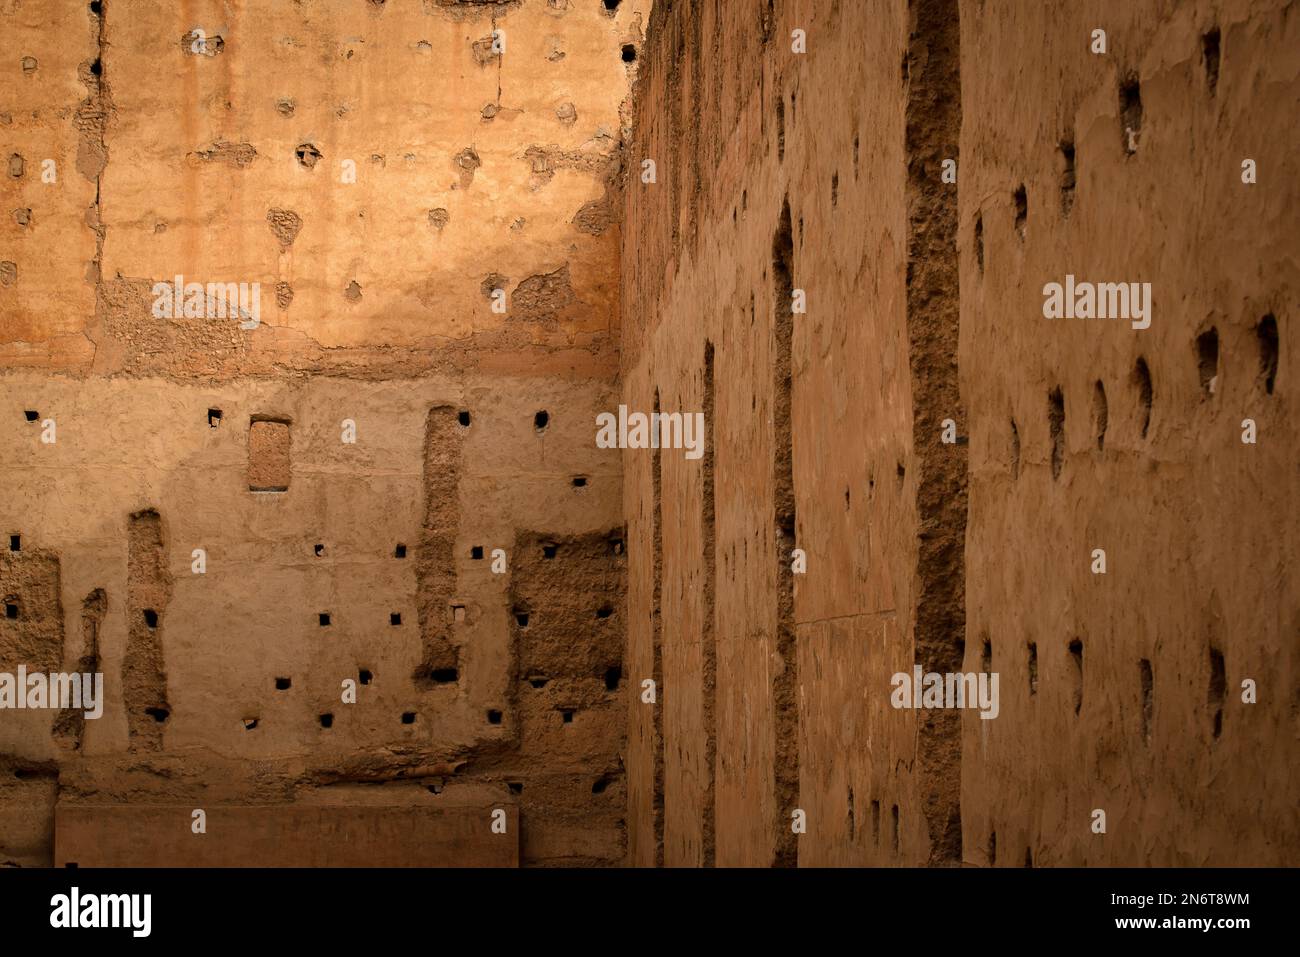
[8,534,18,552]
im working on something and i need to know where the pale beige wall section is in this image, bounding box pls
[958,0,1299,866]
[0,370,625,866]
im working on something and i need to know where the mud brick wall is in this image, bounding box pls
[0,0,646,868]
[957,0,1299,867]
[620,0,1298,868]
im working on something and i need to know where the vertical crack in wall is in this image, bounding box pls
[771,198,798,868]
[701,341,717,866]
[79,0,111,351]
[651,388,666,867]
[124,510,172,752]
[414,406,463,687]
[53,589,107,751]
[905,0,966,865]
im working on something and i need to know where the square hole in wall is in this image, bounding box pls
[318,613,331,627]
[143,609,158,628]
[571,476,588,488]
[248,417,291,492]
[507,781,523,795]
[560,708,574,724]
[319,713,334,728]
[487,709,503,725]
[390,612,401,626]
[470,545,483,559]
[401,711,416,725]
[359,669,372,685]
[23,410,38,422]
[395,544,407,558]
[542,542,558,559]
[514,609,530,628]
[430,668,458,683]
[207,408,222,427]
[457,410,471,427]
[5,602,18,620]
[8,534,18,552]
[275,677,291,690]
[243,717,259,730]
[314,543,324,557]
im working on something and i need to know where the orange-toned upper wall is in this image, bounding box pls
[0,0,651,379]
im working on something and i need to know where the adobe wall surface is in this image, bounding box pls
[620,0,1297,868]
[957,0,1299,866]
[1,0,649,378]
[621,0,939,867]
[0,0,647,869]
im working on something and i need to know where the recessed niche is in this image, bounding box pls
[534,410,549,431]
[528,675,549,689]
[604,665,621,690]
[248,417,291,492]
[243,717,259,730]
[319,713,334,728]
[8,534,19,552]
[508,781,524,794]
[207,408,222,427]
[542,543,558,559]
[143,609,158,628]
[560,708,575,724]
[314,544,324,556]
[458,410,471,427]
[275,677,291,690]
[401,712,416,725]
[318,613,331,627]
[596,605,613,620]
[395,544,407,558]
[572,476,588,488]
[390,612,401,626]
[487,709,503,725]
[471,545,484,559]
[359,669,373,685]
[621,44,637,63]
[4,602,17,620]
[145,707,169,723]
[24,410,37,422]
[514,609,530,628]
[430,668,458,684]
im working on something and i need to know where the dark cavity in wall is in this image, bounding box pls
[771,198,799,868]
[1059,139,1076,217]
[1092,381,1108,451]
[1133,357,1153,438]
[702,340,717,867]
[1196,328,1219,396]
[1048,388,1065,480]
[651,388,666,867]
[413,407,462,688]
[1203,27,1221,96]
[905,0,965,866]
[1257,315,1278,394]
[124,510,172,751]
[1119,73,1142,155]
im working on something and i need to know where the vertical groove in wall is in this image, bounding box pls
[413,406,462,687]
[701,341,717,866]
[53,589,107,750]
[124,510,171,752]
[652,388,666,867]
[772,198,799,868]
[905,0,966,865]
